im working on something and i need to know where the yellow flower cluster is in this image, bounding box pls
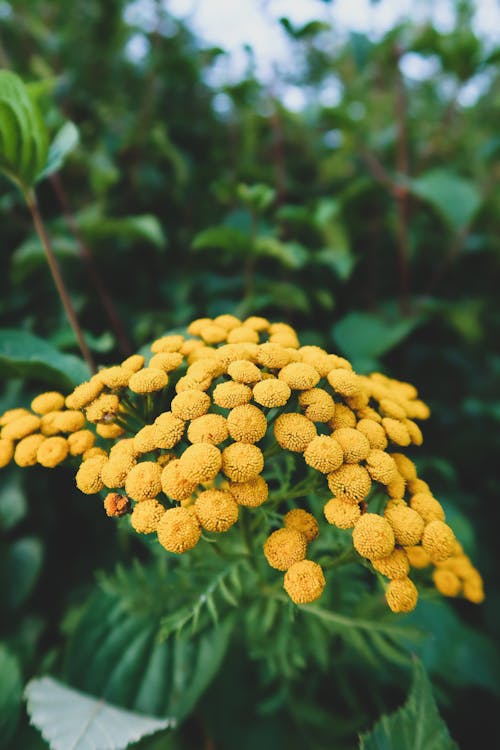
[0,316,483,612]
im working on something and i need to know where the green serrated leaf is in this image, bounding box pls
[25,677,173,750]
[360,660,458,750]
[0,329,89,388]
[0,645,23,748]
[37,121,79,181]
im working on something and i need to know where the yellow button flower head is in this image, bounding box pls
[227,326,259,344]
[83,447,107,460]
[2,415,40,441]
[199,323,227,344]
[76,455,107,494]
[356,419,388,450]
[390,453,417,481]
[385,577,418,613]
[263,528,307,571]
[299,346,333,378]
[269,330,300,349]
[0,408,31,426]
[410,493,445,523]
[40,411,61,437]
[433,569,461,597]
[131,498,166,534]
[408,478,431,494]
[304,435,343,474]
[256,343,291,370]
[157,506,202,553]
[357,406,382,423]
[327,369,362,397]
[104,493,130,517]
[53,410,86,433]
[149,352,184,372]
[278,363,320,390]
[171,390,211,420]
[178,443,222,484]
[298,388,335,422]
[352,513,395,560]
[284,509,319,542]
[96,423,124,439]
[228,475,268,507]
[215,343,255,368]
[283,560,326,604]
[405,545,431,569]
[327,464,372,503]
[365,449,398,484]
[85,394,120,423]
[252,379,291,408]
[463,581,485,604]
[227,360,261,384]
[372,549,410,580]
[161,459,198,501]
[214,314,241,331]
[384,505,425,546]
[188,359,224,379]
[150,334,185,353]
[421,520,455,562]
[213,381,253,409]
[405,399,431,420]
[227,404,267,443]
[154,412,185,449]
[188,414,229,445]
[110,438,139,460]
[404,419,423,446]
[194,489,239,532]
[382,418,411,447]
[101,455,136,489]
[333,427,370,463]
[243,315,269,332]
[386,473,406,499]
[129,367,168,394]
[328,403,357,430]
[188,317,212,336]
[379,398,407,420]
[221,443,264,482]
[274,413,316,453]
[66,377,103,409]
[121,354,145,372]
[186,344,214,363]
[14,434,46,467]
[0,438,14,468]
[31,392,65,415]
[67,430,95,456]
[133,425,161,454]
[125,461,162,501]
[323,497,361,528]
[98,366,133,389]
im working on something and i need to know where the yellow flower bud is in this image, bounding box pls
[404,418,423,446]
[2,415,40,441]
[121,354,145,372]
[284,508,319,542]
[0,438,14,468]
[328,403,357,430]
[40,411,61,437]
[194,489,239,532]
[389,453,417,481]
[53,410,86,433]
[405,399,431,420]
[188,318,212,336]
[76,455,107,494]
[149,353,184,372]
[14,434,46,466]
[382,418,411,447]
[323,497,361,528]
[252,379,291,408]
[385,577,418,613]
[227,404,267,443]
[85,394,120,423]
[161,459,198,501]
[178,443,222,484]
[213,381,253,409]
[110,438,139,459]
[104,493,130,517]
[405,545,431,569]
[379,399,407,420]
[221,443,264,482]
[327,464,372,503]
[227,326,259,344]
[157,506,201,553]
[67,430,95,456]
[298,388,335,422]
[125,461,162,501]
[188,414,229,445]
[131,498,165,534]
[31,392,65,415]
[83,447,108,460]
[365,449,398,484]
[384,505,425,546]
[228,476,268,507]
[153,412,185,449]
[171,390,211,420]
[256,343,291,369]
[96,423,124,439]
[263,528,307,571]
[304,436,343,474]
[278,363,319,391]
[243,316,269,331]
[214,314,241,331]
[356,419,388,450]
[410,493,445,523]
[298,346,333,378]
[98,366,133,389]
[283,560,325,604]
[129,367,168,394]
[372,549,410,580]
[421,520,455,562]
[150,334,185,353]
[0,408,31,426]
[66,378,103,409]
[463,580,485,604]
[352,513,395,560]
[327,369,362,397]
[333,427,370,463]
[274,413,316,453]
[199,324,227,344]
[227,360,261,384]
[407,478,431,494]
[133,425,161,454]
[433,569,461,597]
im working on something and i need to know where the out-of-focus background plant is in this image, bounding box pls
[0,0,499,748]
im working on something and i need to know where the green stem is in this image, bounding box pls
[25,189,96,372]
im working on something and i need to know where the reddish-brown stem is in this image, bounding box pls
[25,190,96,372]
[49,174,133,356]
[393,44,411,316]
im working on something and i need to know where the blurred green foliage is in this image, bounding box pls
[0,0,499,748]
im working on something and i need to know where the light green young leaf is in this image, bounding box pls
[37,121,79,181]
[25,677,173,750]
[409,169,481,232]
[359,660,458,750]
[192,225,250,254]
[254,236,308,269]
[0,329,90,388]
[0,645,23,747]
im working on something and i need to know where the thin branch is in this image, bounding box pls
[25,190,96,372]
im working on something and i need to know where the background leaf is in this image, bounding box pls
[0,645,23,748]
[0,536,44,612]
[37,121,79,181]
[409,169,482,232]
